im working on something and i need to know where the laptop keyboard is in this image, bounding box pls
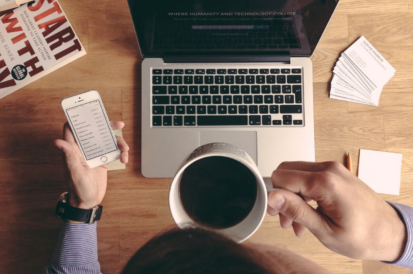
[151,68,304,127]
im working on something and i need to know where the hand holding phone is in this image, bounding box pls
[61,90,121,168]
[54,121,129,209]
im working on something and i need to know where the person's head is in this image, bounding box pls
[121,226,276,274]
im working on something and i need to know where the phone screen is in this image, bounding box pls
[66,100,118,160]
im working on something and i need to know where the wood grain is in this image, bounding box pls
[0,0,412,273]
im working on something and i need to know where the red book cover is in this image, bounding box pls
[0,0,86,99]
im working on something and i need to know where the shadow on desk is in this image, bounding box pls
[0,118,69,273]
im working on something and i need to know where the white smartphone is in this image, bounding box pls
[61,90,121,168]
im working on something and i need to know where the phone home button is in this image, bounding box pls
[100,156,108,163]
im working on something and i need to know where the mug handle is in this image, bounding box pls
[263,178,279,192]
[264,178,304,200]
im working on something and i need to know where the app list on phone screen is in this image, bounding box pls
[67,100,117,160]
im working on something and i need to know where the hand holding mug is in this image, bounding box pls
[267,161,406,262]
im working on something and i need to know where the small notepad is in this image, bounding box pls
[358,149,402,195]
[107,129,126,171]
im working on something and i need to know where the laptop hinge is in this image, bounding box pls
[163,54,290,64]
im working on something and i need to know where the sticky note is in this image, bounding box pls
[358,149,402,195]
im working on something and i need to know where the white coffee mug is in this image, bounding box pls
[169,142,275,243]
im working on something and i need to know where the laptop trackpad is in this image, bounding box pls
[200,131,257,164]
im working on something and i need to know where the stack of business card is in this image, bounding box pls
[330,36,396,106]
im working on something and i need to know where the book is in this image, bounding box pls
[0,0,86,100]
[0,0,33,12]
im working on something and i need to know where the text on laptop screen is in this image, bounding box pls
[128,0,339,57]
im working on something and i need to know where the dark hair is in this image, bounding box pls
[121,227,276,274]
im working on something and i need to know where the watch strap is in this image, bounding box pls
[55,201,103,223]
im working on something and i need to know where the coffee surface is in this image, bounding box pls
[180,156,257,229]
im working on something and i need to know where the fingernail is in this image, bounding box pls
[269,195,285,211]
[267,206,279,216]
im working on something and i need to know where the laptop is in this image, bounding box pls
[127,0,339,178]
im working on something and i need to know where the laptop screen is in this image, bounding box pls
[128,0,339,58]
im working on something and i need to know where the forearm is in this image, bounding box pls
[44,222,101,274]
[387,202,413,269]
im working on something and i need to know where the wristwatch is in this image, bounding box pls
[55,192,103,223]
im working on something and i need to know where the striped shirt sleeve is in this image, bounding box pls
[44,221,102,274]
[388,202,413,269]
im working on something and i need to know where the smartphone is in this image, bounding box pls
[61,90,121,168]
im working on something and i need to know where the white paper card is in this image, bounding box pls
[330,36,395,106]
[344,36,395,87]
[358,149,402,195]
[331,76,372,103]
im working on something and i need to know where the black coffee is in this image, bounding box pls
[179,156,257,229]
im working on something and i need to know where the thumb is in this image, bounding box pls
[268,190,328,237]
[54,139,81,169]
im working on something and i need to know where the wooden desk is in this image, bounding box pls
[0,0,412,273]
